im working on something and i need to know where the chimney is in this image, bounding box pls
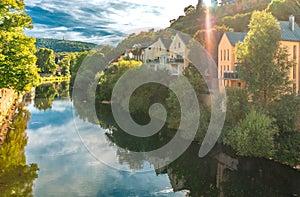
[289,15,295,32]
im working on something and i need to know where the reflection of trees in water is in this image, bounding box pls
[56,82,70,99]
[96,104,173,170]
[222,157,300,197]
[34,84,56,110]
[0,106,38,196]
[34,82,70,110]
[93,104,300,197]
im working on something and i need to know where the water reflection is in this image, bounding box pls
[33,82,70,111]
[7,82,299,197]
[92,103,300,197]
[25,83,184,197]
[0,106,39,196]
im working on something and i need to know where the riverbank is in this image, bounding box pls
[39,75,70,84]
[0,89,22,145]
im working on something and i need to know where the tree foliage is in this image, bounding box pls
[166,64,210,141]
[224,109,279,157]
[236,10,293,106]
[184,5,196,16]
[268,95,300,134]
[0,0,40,92]
[193,25,232,63]
[221,12,251,32]
[222,87,249,136]
[274,133,300,167]
[35,48,58,74]
[35,38,98,53]
[267,0,300,23]
[96,58,142,102]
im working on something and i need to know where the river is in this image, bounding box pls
[0,82,299,197]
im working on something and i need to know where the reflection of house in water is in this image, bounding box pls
[154,143,300,197]
[214,151,238,197]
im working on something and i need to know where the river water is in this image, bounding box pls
[1,83,300,197]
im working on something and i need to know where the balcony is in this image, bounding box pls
[167,58,184,63]
[223,71,239,80]
[148,59,160,63]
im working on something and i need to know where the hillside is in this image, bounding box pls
[170,0,299,34]
[35,38,99,53]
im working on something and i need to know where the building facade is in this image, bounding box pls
[143,33,191,76]
[218,15,300,94]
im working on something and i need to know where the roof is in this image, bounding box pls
[279,21,300,42]
[160,37,172,49]
[177,32,192,45]
[225,32,246,46]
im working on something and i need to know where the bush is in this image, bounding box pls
[224,109,279,157]
[268,95,300,133]
[274,133,300,167]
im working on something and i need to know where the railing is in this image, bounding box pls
[167,58,184,63]
[148,59,160,63]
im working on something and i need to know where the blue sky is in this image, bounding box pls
[24,0,202,45]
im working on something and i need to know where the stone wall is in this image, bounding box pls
[0,88,19,145]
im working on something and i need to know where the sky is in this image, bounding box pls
[24,0,208,45]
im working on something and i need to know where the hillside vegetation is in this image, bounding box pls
[35,38,98,53]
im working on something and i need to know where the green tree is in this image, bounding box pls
[96,58,142,102]
[166,64,210,141]
[0,0,40,92]
[193,25,232,63]
[221,87,250,138]
[266,0,300,22]
[35,48,58,74]
[224,109,279,157]
[274,133,300,167]
[268,95,300,134]
[58,54,71,76]
[184,5,196,16]
[236,11,293,106]
[221,12,251,32]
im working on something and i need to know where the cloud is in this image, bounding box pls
[25,99,188,196]
[24,0,198,45]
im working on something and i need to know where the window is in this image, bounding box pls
[227,65,229,71]
[224,50,226,61]
[227,49,230,61]
[293,45,297,60]
[293,63,296,80]
[220,66,223,77]
[221,50,223,61]
[178,42,181,48]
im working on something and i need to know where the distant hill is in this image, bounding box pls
[35,38,99,53]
